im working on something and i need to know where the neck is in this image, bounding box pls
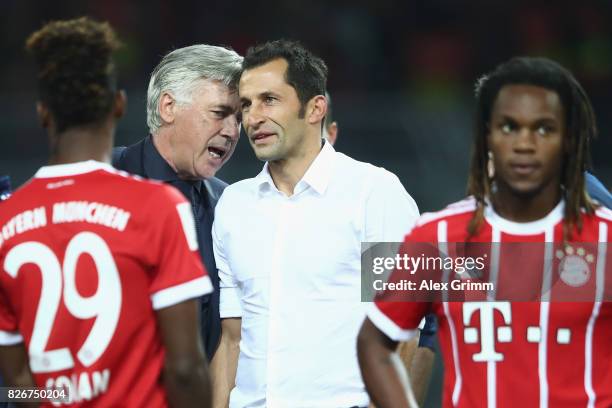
[152,129,191,179]
[48,120,114,165]
[491,181,562,223]
[268,133,323,196]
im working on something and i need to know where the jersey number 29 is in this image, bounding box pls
[4,232,121,373]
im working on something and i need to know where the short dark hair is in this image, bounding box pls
[26,17,121,132]
[242,39,327,116]
[467,56,598,238]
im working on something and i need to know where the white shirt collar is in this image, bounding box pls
[255,140,336,196]
[34,160,115,179]
[484,198,565,235]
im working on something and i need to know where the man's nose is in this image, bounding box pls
[221,114,240,140]
[513,127,537,152]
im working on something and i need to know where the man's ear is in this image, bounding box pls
[159,92,178,125]
[36,102,51,129]
[306,95,327,125]
[114,90,127,119]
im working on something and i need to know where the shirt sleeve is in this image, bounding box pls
[369,249,430,341]
[212,195,242,319]
[368,228,432,342]
[0,282,23,345]
[586,172,612,210]
[364,169,420,243]
[148,185,212,310]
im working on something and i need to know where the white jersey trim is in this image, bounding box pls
[443,302,463,406]
[0,330,23,345]
[151,275,213,310]
[595,207,612,222]
[367,303,417,342]
[485,200,564,236]
[34,160,117,179]
[416,199,476,228]
[585,222,608,407]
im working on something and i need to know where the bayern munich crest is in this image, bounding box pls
[556,246,594,288]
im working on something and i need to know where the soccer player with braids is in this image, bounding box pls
[466,58,599,241]
[358,57,612,407]
[0,17,213,407]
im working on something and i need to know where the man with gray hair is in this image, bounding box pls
[113,44,242,364]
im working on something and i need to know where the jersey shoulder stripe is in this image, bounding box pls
[415,197,476,228]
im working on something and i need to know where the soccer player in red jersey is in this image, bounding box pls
[358,57,612,407]
[0,18,212,407]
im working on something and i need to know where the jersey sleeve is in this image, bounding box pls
[212,195,242,318]
[148,185,212,310]
[0,282,23,345]
[368,231,433,342]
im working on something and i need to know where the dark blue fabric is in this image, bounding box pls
[0,175,8,407]
[586,172,612,210]
[0,175,10,201]
[418,314,438,351]
[112,136,226,360]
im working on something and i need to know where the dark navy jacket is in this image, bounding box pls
[112,136,225,360]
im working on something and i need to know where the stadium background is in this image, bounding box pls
[1,1,611,406]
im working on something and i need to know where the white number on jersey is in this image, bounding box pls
[4,232,122,373]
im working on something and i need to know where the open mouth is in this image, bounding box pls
[207,146,227,159]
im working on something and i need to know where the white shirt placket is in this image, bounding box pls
[266,194,293,404]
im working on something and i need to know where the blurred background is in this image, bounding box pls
[1,1,611,405]
[2,0,611,211]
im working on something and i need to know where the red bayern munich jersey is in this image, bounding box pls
[370,197,612,408]
[0,161,212,407]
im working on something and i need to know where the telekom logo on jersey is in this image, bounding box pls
[462,302,572,362]
[462,302,512,362]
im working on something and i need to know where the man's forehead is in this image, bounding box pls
[192,80,238,102]
[493,84,563,119]
[240,59,289,89]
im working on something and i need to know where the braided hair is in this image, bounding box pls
[467,57,598,239]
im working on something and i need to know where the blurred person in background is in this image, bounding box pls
[213,39,420,408]
[0,17,212,407]
[0,176,10,201]
[586,172,612,209]
[322,91,338,145]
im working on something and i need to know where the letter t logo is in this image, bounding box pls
[462,302,512,362]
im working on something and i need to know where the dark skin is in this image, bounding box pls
[357,85,567,408]
[357,319,411,407]
[488,84,565,222]
[156,299,211,408]
[0,92,212,408]
[0,344,37,407]
[37,91,126,165]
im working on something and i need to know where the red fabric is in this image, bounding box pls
[374,199,612,408]
[0,167,208,407]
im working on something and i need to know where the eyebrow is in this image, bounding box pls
[495,114,560,123]
[241,91,280,101]
[211,104,237,113]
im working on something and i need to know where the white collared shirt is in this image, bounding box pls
[213,142,419,408]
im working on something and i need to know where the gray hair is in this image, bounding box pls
[146,44,243,134]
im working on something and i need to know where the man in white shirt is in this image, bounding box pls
[212,39,420,408]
